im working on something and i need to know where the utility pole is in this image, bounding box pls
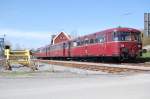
[0,34,5,58]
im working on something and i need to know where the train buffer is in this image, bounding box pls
[3,45,37,70]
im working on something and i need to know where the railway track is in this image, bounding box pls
[34,59,150,74]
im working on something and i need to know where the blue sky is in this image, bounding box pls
[0,0,149,49]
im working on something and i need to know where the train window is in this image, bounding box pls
[73,41,77,47]
[131,34,136,41]
[122,32,130,41]
[53,45,56,50]
[53,46,55,50]
[77,42,80,46]
[90,39,94,44]
[80,41,84,45]
[67,43,70,48]
[131,32,141,42]
[63,43,67,48]
[65,43,67,48]
[36,49,40,53]
[59,44,62,49]
[42,48,45,52]
[70,42,72,47]
[113,32,131,41]
[42,48,44,52]
[51,46,53,50]
[85,40,89,44]
[49,46,50,51]
[95,38,98,43]
[113,32,119,41]
[71,41,77,47]
[96,36,105,43]
[56,45,58,50]
[66,43,69,48]
[137,32,142,42]
[99,37,105,43]
[56,44,62,50]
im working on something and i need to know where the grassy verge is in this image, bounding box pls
[139,52,150,62]
[142,52,150,58]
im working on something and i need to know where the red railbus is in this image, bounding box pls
[33,27,142,61]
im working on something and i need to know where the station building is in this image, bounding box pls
[51,32,71,45]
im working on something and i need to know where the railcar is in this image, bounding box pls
[33,27,142,61]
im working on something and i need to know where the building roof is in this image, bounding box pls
[53,32,71,41]
[52,32,71,44]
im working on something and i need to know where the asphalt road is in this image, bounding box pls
[0,72,150,99]
[0,63,150,99]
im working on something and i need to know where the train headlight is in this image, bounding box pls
[138,44,141,48]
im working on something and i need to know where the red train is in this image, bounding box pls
[33,27,142,61]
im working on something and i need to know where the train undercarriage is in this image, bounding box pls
[36,53,142,62]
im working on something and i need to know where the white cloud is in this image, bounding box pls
[0,29,51,39]
[0,28,52,49]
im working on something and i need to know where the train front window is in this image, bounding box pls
[113,32,131,41]
[113,32,141,42]
[131,32,141,42]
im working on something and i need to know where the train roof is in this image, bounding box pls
[72,27,141,41]
[100,27,141,33]
[87,27,140,36]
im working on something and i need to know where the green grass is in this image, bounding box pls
[142,52,150,58]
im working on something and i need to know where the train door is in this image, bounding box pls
[42,48,46,57]
[46,47,49,58]
[105,32,112,56]
[96,34,106,56]
[68,42,71,57]
[47,46,50,57]
[102,33,107,56]
[46,47,48,57]
[63,43,65,57]
[84,39,88,56]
